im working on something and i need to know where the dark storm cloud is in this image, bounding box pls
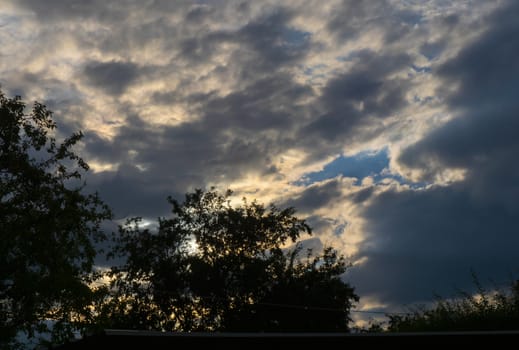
[76,1,418,222]
[300,51,411,149]
[353,1,519,305]
[398,106,519,183]
[74,4,319,219]
[438,16,519,109]
[201,72,314,132]
[82,60,140,95]
[352,184,519,304]
[327,0,391,41]
[419,40,446,61]
[175,6,309,82]
[90,166,175,220]
[15,0,127,22]
[176,7,310,77]
[83,117,175,218]
[84,112,279,218]
[235,9,310,68]
[83,72,313,218]
[5,72,82,111]
[151,91,180,105]
[178,35,223,65]
[399,0,519,188]
[282,179,344,214]
[347,186,374,204]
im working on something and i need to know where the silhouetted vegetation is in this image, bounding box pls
[98,189,358,332]
[6,90,519,349]
[388,277,519,332]
[0,90,112,347]
[0,91,358,348]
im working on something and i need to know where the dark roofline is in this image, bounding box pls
[54,329,519,348]
[103,329,519,337]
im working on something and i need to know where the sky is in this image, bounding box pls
[2,0,519,322]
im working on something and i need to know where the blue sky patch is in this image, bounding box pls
[411,64,432,74]
[298,148,390,185]
[296,148,423,187]
[281,28,310,47]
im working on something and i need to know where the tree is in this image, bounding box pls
[0,90,112,347]
[103,189,358,332]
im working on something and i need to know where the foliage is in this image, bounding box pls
[103,189,358,332]
[0,90,112,347]
[388,277,519,332]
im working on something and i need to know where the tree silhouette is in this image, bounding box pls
[103,189,358,332]
[0,90,112,347]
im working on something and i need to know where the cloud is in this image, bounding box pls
[234,9,310,68]
[14,0,131,22]
[2,0,515,316]
[83,109,284,218]
[200,72,314,132]
[283,179,346,214]
[352,0,519,306]
[297,49,412,164]
[82,60,140,95]
[353,183,519,304]
[327,0,415,43]
[398,0,519,193]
